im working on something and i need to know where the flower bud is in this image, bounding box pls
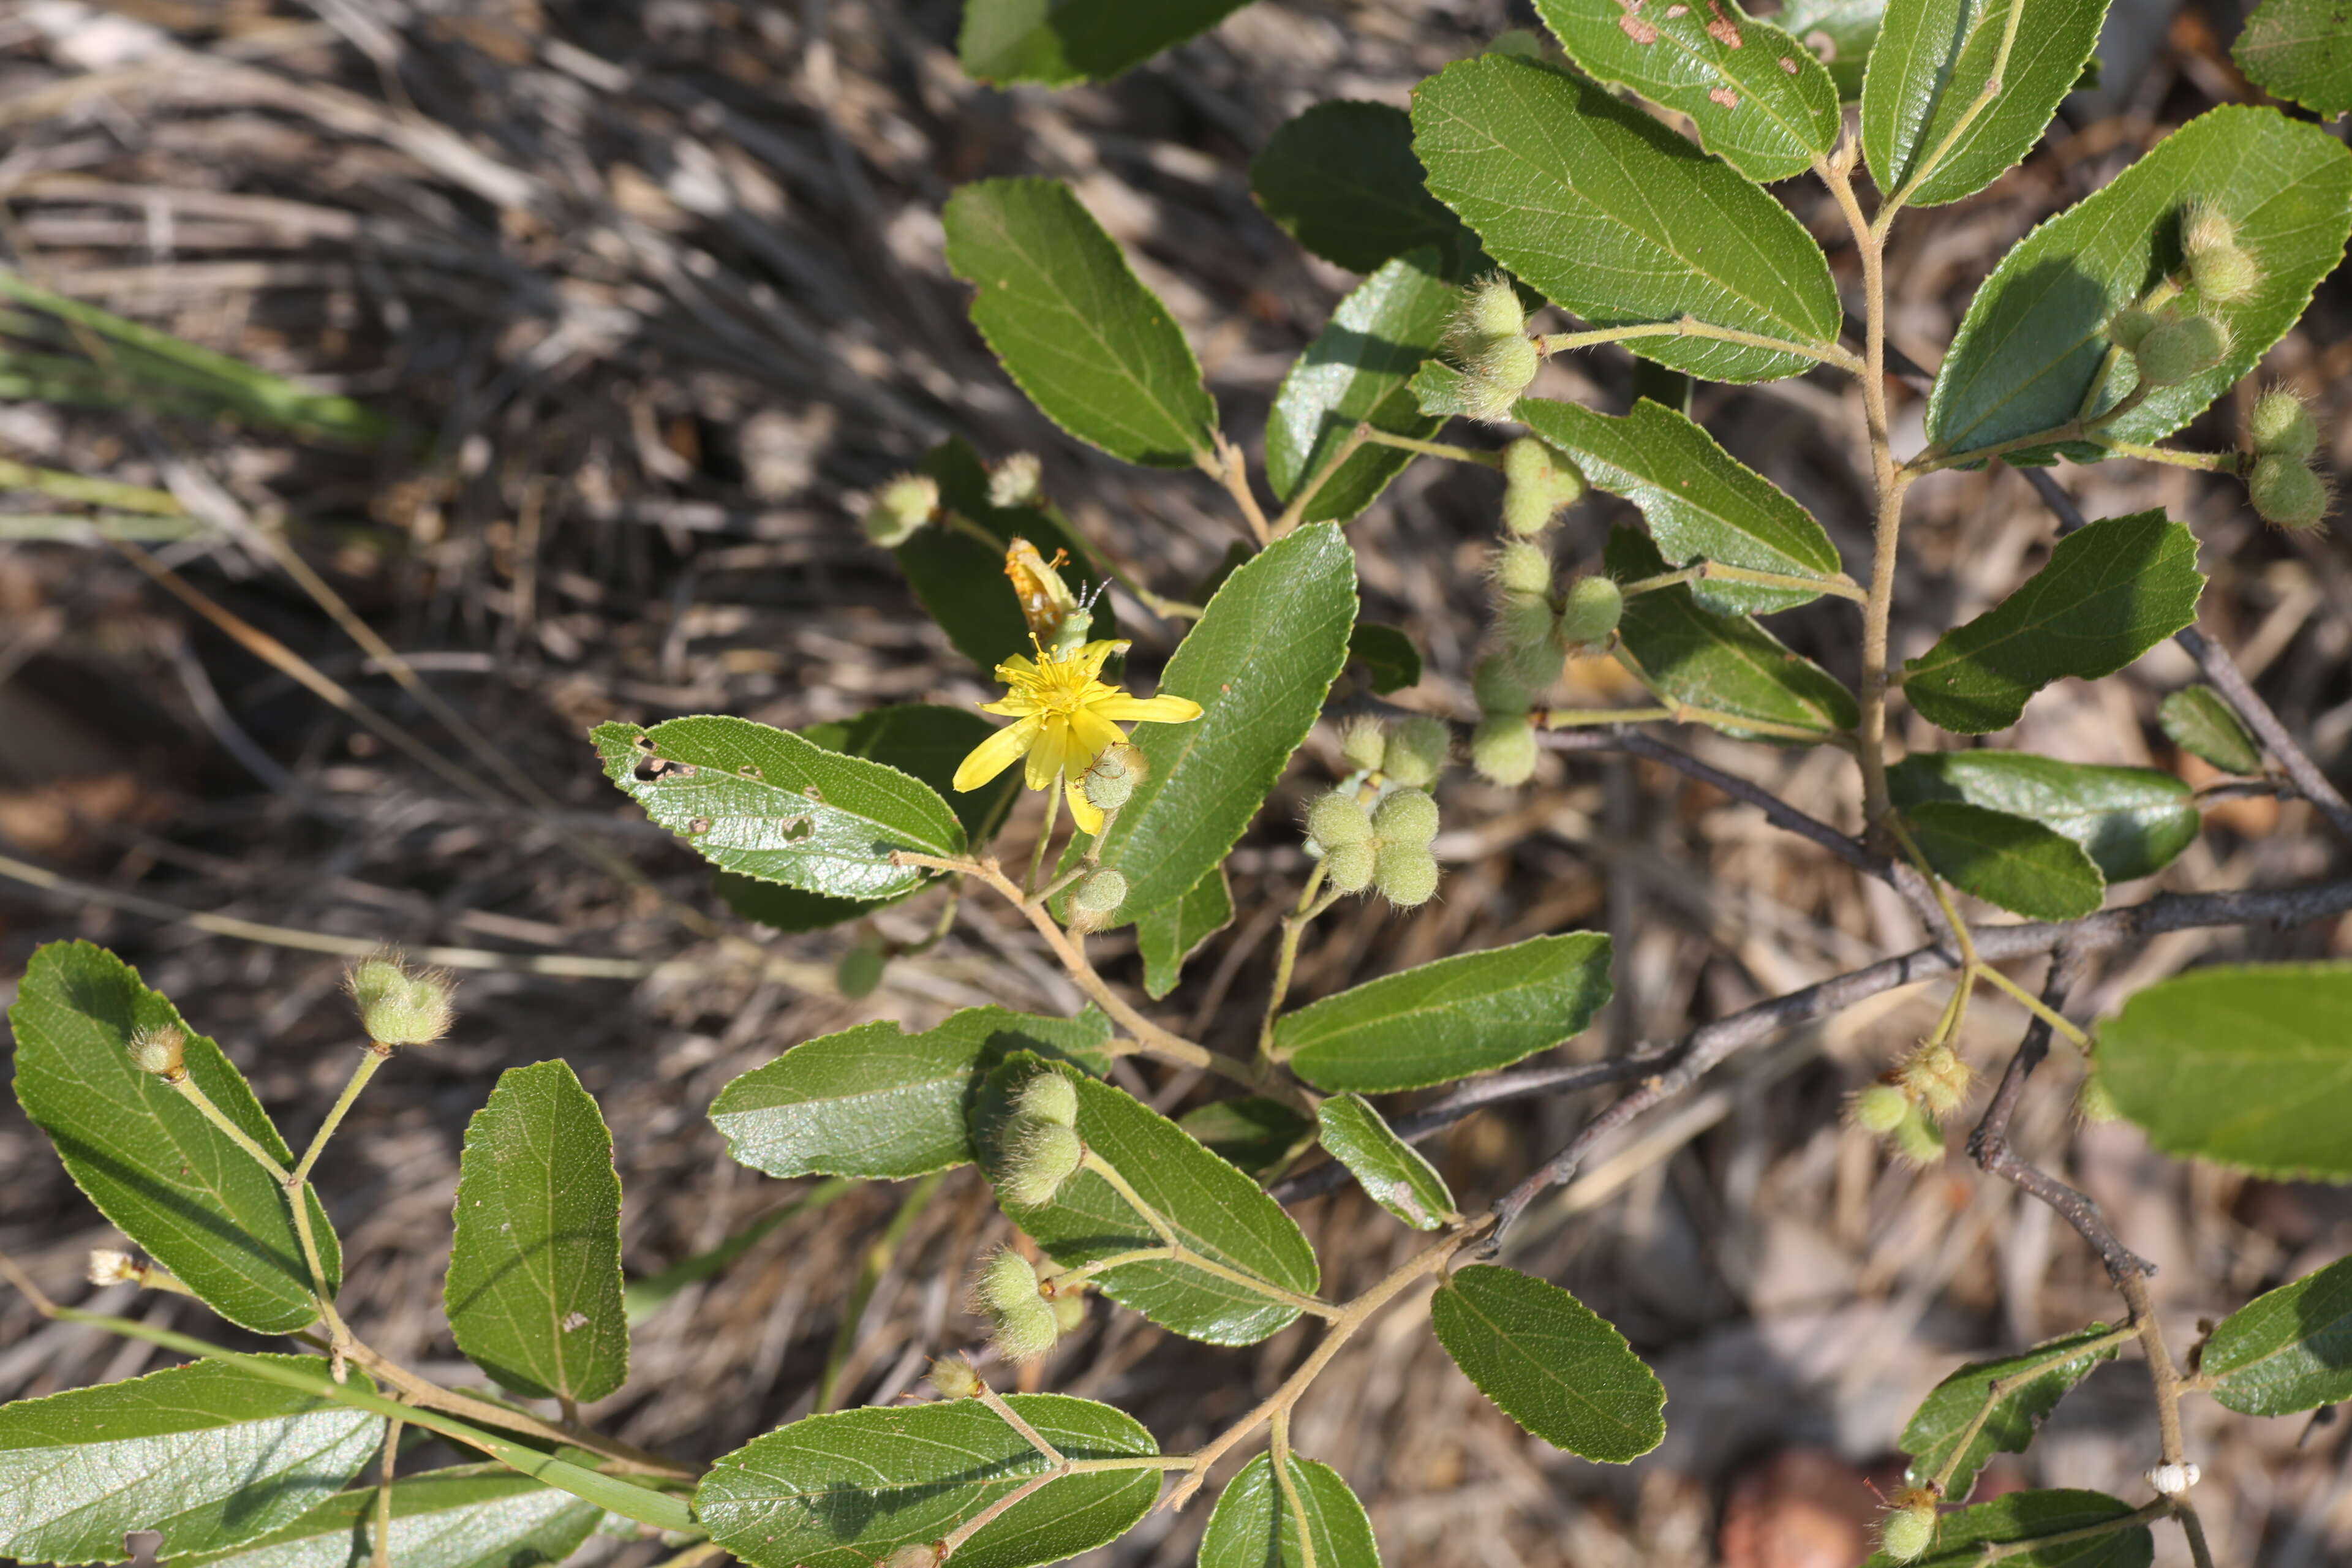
[1845,1082,1910,1135]
[2249,452,2329,532]
[1890,1106,1946,1169]
[1381,715,1451,788]
[861,473,939,548]
[2248,387,2318,461]
[1372,842,1440,908]
[1471,713,1538,786]
[1339,715,1388,774]
[1500,437,1586,538]
[1323,839,1376,894]
[1000,1120,1085,1208]
[1016,1071,1080,1129]
[1494,539,1552,598]
[87,1248,139,1286]
[884,1543,944,1568]
[1082,744,1144,812]
[1879,1495,1938,1563]
[837,939,886,1000]
[987,452,1043,510]
[1052,1289,1088,1335]
[2075,1070,2121,1126]
[1372,788,1439,848]
[2134,312,2230,387]
[345,952,456,1046]
[1554,576,1624,650]
[1455,274,1525,342]
[126,1023,186,1081]
[2108,306,2157,351]
[1471,654,1534,717]
[927,1354,984,1400]
[1898,1041,1973,1115]
[1306,790,1374,850]
[1066,867,1129,933]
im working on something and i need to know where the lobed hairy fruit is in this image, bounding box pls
[1000,1121,1085,1208]
[1493,590,1558,676]
[1495,538,1552,598]
[2249,452,2329,532]
[1372,788,1440,848]
[126,1023,186,1080]
[970,1246,1058,1363]
[345,952,458,1047]
[1470,713,1538,786]
[1339,714,1388,774]
[1500,437,1585,537]
[1898,1041,1973,1115]
[2107,306,2158,352]
[1015,1071,1079,1129]
[927,1354,984,1400]
[1878,1496,1939,1563]
[2248,387,2318,461]
[1381,715,1451,787]
[1890,1106,1947,1169]
[1323,839,1377,894]
[2180,197,2238,262]
[1082,744,1145,812]
[1554,576,1623,650]
[987,451,1043,509]
[1454,334,1539,423]
[1372,841,1441,908]
[861,473,939,548]
[1846,1083,1910,1135]
[2133,312,2230,387]
[86,1248,138,1286]
[2192,244,2261,305]
[1471,653,1535,717]
[1066,867,1129,933]
[1307,790,1375,850]
[1454,273,1524,341]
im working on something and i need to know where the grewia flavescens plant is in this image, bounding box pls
[9,6,2352,1568]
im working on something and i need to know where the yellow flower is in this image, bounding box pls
[953,638,1201,832]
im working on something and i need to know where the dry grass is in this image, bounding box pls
[1,2,2349,1565]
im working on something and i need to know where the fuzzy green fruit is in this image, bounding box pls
[346,953,457,1046]
[1472,654,1534,717]
[1457,274,1523,340]
[1381,715,1450,787]
[1495,538,1552,597]
[1372,842,1441,908]
[1323,839,1377,894]
[1555,576,1623,649]
[1847,1083,1909,1134]
[2249,453,2328,531]
[1340,714,1388,774]
[1471,713,1538,785]
[1372,788,1440,848]
[1016,1071,1079,1129]
[2135,312,2230,387]
[1306,790,1374,849]
[1000,1121,1085,1208]
[126,1024,186,1079]
[2192,243,2260,304]
[1879,1501,1937,1563]
[2248,388,2318,460]
[1890,1107,1946,1169]
[862,473,938,547]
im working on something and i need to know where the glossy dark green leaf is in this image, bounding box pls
[1779,0,1885,98]
[1251,102,1481,276]
[976,1055,1320,1344]
[897,436,1115,675]
[1267,252,1452,525]
[696,1395,1159,1568]
[1411,55,1842,382]
[8,941,337,1335]
[1138,865,1232,1000]
[1178,1096,1316,1179]
[1899,1324,2122,1501]
[1604,527,1860,741]
[1197,1451,1382,1568]
[1531,0,1840,183]
[2097,962,2352,1180]
[958,0,1250,87]
[1888,752,2196,883]
[1430,1265,1665,1463]
[2202,1254,2352,1415]
[1858,1490,2151,1568]
[1901,800,2105,920]
[445,1061,628,1406]
[1094,523,1357,921]
[709,1006,1112,1180]
[1928,107,2352,459]
[593,714,963,900]
[0,1357,381,1564]
[174,1468,602,1568]
[1316,1094,1457,1230]
[1519,397,1844,614]
[1901,510,2203,735]
[1349,624,1423,695]
[1275,933,1611,1094]
[943,178,1215,468]
[1861,0,2108,208]
[2234,0,2352,118]
[2158,686,2261,775]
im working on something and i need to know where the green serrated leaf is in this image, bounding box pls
[1520,397,1844,614]
[1275,932,1612,1094]
[0,1357,382,1564]
[699,1395,1157,1568]
[1928,107,2352,459]
[2158,687,2262,775]
[593,715,963,900]
[709,1006,1113,1180]
[1888,752,2196,883]
[976,1055,1320,1344]
[897,435,1116,675]
[1349,624,1424,695]
[1197,1450,1382,1568]
[174,1468,602,1568]
[1267,252,1453,525]
[1532,0,1841,182]
[2234,0,2352,118]
[1178,1096,1316,1179]
[1251,102,1482,276]
[1779,0,1885,98]
[2202,1254,2352,1415]
[2097,962,2352,1180]
[1316,1094,1457,1230]
[1138,865,1233,1000]
[1858,1489,2152,1568]
[1901,800,2105,920]
[1861,0,2109,208]
[943,178,1215,468]
[1094,523,1357,921]
[1604,526,1860,741]
[1430,1264,1665,1463]
[1411,54,1842,383]
[7,941,338,1335]
[1899,1324,2123,1501]
[1901,510,2203,735]
[957,0,1250,87]
[445,1061,628,1406]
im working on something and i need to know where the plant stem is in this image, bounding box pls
[168,1074,291,1182]
[1257,863,1330,1071]
[1078,1150,1340,1318]
[1023,788,1061,899]
[2095,439,2243,472]
[1271,1410,1321,1568]
[1199,434,1272,545]
[291,1045,391,1189]
[372,1411,402,1568]
[1972,963,2093,1049]
[1359,429,1506,467]
[1538,706,1676,728]
[1272,423,1374,537]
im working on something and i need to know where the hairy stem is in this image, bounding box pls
[290,1045,391,1189]
[1257,862,1330,1071]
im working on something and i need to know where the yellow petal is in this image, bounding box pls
[993,652,1041,685]
[1066,775,1104,835]
[953,717,1039,792]
[1023,717,1068,793]
[1066,706,1126,761]
[1067,639,1131,680]
[1091,692,1203,724]
[979,694,1039,717]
